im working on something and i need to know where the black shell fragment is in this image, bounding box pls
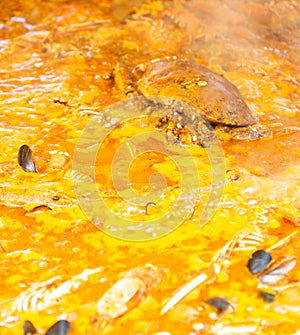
[18,145,37,172]
[145,201,156,214]
[45,320,71,335]
[247,249,272,274]
[205,297,233,312]
[29,205,52,212]
[259,291,276,303]
[23,320,37,335]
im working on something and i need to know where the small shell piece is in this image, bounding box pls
[247,250,272,275]
[45,320,70,335]
[259,291,276,303]
[18,145,37,172]
[23,320,37,335]
[205,297,234,312]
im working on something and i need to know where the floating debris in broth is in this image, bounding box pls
[160,272,212,315]
[12,267,103,312]
[18,145,38,173]
[259,291,276,303]
[247,250,272,274]
[23,320,37,335]
[145,201,157,215]
[212,225,265,263]
[205,297,234,312]
[226,169,240,181]
[29,205,52,212]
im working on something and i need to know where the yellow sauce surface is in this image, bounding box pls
[0,0,300,334]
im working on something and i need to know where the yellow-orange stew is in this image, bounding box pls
[0,0,300,334]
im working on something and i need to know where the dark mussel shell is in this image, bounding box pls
[23,320,37,335]
[259,291,276,303]
[247,249,272,274]
[205,297,234,312]
[18,145,37,172]
[45,320,70,335]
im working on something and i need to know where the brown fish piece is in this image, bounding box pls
[135,58,258,126]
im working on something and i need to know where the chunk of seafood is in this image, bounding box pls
[12,267,103,312]
[93,94,218,146]
[96,277,146,318]
[211,225,265,264]
[258,255,297,285]
[228,124,272,140]
[135,95,218,146]
[95,264,163,319]
[134,58,258,126]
